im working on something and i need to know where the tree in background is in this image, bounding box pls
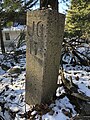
[0,0,70,53]
[40,0,58,11]
[40,0,70,12]
[0,0,38,53]
[65,0,90,39]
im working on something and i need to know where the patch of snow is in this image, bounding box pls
[10,105,19,112]
[42,112,69,120]
[78,83,90,97]
[56,87,65,97]
[31,110,37,116]
[55,96,76,116]
[0,40,90,120]
[0,67,5,75]
[16,45,26,51]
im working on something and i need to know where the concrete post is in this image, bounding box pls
[26,9,65,105]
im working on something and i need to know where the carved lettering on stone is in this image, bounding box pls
[28,21,35,37]
[28,21,44,58]
[26,10,65,105]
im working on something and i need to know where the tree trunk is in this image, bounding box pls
[0,23,5,53]
[40,0,58,12]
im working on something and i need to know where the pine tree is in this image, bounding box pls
[0,0,38,53]
[65,0,90,39]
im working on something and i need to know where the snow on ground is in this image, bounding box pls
[64,68,90,97]
[0,41,90,120]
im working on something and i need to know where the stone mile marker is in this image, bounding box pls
[26,9,65,105]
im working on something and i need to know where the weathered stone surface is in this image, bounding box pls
[26,9,65,105]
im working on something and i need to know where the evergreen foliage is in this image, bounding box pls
[0,0,38,53]
[65,0,90,39]
[0,0,38,25]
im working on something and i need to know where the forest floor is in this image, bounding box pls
[0,38,90,120]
